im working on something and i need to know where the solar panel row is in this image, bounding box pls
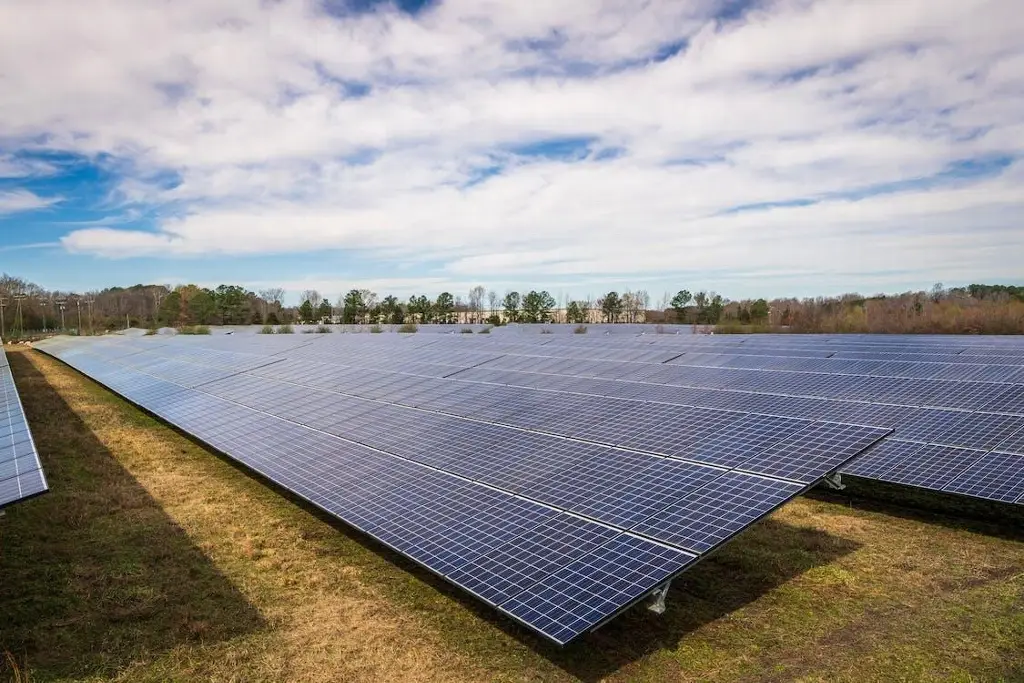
[34,333,887,643]
[39,332,1024,507]
[147,334,1023,505]
[0,342,47,508]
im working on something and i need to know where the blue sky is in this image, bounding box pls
[1,0,1022,305]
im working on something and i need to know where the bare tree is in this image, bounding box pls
[468,285,486,324]
[487,290,499,319]
[300,289,321,307]
[259,287,285,320]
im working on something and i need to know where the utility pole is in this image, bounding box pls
[153,289,164,328]
[0,296,6,338]
[76,298,83,334]
[13,293,25,337]
[56,299,67,330]
[40,298,49,331]
[86,298,95,335]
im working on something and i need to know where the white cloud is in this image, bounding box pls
[0,154,58,178]
[1,0,1022,295]
[0,189,61,214]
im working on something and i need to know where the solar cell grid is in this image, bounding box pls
[932,412,1024,450]
[619,407,741,459]
[742,422,890,482]
[567,457,726,528]
[572,401,695,447]
[891,408,966,443]
[447,514,622,606]
[992,428,1024,455]
[499,534,696,645]
[686,414,812,469]
[632,471,802,553]
[981,385,1024,415]
[372,483,557,575]
[943,452,1024,503]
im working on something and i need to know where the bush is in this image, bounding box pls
[540,328,553,334]
[478,327,491,334]
[276,324,294,334]
[145,328,158,336]
[461,327,474,334]
[369,324,383,333]
[316,325,332,334]
[485,314,504,326]
[259,325,274,334]
[177,325,211,335]
[398,322,418,333]
[574,324,588,334]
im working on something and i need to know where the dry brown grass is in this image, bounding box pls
[2,346,1023,683]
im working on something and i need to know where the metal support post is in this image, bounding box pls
[647,580,672,614]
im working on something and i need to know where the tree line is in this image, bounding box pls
[1,273,1020,336]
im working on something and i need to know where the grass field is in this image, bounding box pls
[1,346,1023,682]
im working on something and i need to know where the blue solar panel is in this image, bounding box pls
[992,428,1024,456]
[499,534,696,645]
[525,451,725,528]
[686,414,811,468]
[447,514,620,605]
[843,440,985,490]
[741,422,890,482]
[632,471,802,553]
[0,354,48,508]
[942,452,1024,503]
[931,412,1024,450]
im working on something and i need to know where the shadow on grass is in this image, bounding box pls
[808,479,1024,543]
[0,351,264,680]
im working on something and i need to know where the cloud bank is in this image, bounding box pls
[1,0,1022,294]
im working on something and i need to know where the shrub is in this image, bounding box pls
[316,325,332,334]
[540,328,553,334]
[478,327,491,334]
[574,324,588,334]
[177,325,211,335]
[398,322,418,333]
[145,328,158,336]
[369,324,383,333]
[276,324,294,334]
[259,325,274,334]
[461,327,474,334]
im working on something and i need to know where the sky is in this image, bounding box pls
[1,0,1022,305]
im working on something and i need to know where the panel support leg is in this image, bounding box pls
[647,580,671,614]
[822,472,845,490]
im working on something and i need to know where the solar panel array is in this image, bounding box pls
[0,341,47,508]
[33,332,895,644]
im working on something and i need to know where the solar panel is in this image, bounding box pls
[499,534,696,645]
[844,440,986,490]
[942,451,1024,503]
[0,346,47,508]
[632,471,802,553]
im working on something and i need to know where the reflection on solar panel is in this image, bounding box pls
[34,330,1024,642]
[1,341,47,508]
[33,332,894,644]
